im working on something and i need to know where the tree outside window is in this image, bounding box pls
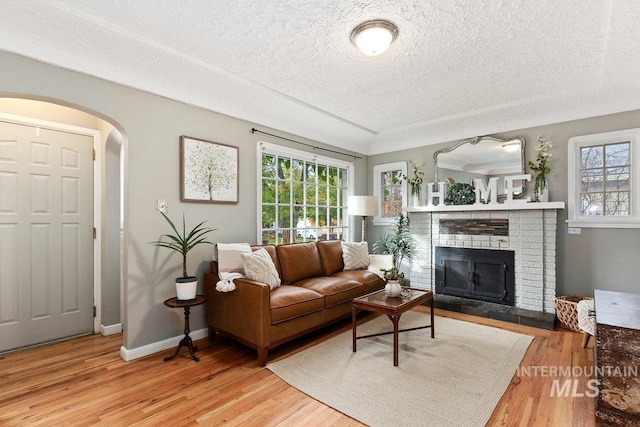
[580,142,630,216]
[260,146,351,244]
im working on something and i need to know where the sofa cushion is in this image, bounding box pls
[332,270,386,294]
[276,242,323,285]
[316,240,344,276]
[341,241,370,270]
[251,245,281,278]
[242,248,281,290]
[270,285,325,324]
[296,276,363,308]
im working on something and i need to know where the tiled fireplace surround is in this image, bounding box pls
[407,204,564,321]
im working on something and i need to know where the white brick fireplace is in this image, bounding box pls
[406,203,564,313]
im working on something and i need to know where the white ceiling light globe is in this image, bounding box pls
[351,20,398,57]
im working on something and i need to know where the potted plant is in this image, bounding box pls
[150,211,216,300]
[373,214,411,297]
[403,158,424,207]
[380,267,404,297]
[529,136,553,202]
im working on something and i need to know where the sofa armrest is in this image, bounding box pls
[204,273,272,349]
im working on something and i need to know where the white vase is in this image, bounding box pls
[539,188,549,202]
[176,277,198,300]
[384,280,402,297]
[412,194,421,207]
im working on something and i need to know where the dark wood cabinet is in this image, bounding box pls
[594,289,640,426]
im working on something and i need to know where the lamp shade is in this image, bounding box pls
[348,195,379,216]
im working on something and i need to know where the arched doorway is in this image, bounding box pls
[0,97,125,352]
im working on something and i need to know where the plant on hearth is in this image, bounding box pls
[402,158,424,197]
[372,214,411,272]
[528,136,553,202]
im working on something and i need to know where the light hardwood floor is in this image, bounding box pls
[0,307,595,426]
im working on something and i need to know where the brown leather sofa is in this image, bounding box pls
[204,240,385,366]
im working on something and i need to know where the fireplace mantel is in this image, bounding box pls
[405,201,564,213]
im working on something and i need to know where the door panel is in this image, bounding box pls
[0,121,94,352]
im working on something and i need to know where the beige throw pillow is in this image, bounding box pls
[241,248,281,290]
[342,241,370,271]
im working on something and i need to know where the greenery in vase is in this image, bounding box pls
[403,158,424,197]
[372,214,411,271]
[445,183,476,205]
[150,211,216,277]
[528,136,553,202]
[380,267,405,284]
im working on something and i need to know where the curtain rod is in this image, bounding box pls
[250,127,362,160]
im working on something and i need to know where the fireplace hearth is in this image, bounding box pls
[435,246,515,306]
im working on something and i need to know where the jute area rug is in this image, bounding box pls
[267,311,533,427]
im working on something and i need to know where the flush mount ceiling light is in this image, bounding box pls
[350,20,398,56]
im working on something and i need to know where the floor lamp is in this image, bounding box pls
[348,195,379,242]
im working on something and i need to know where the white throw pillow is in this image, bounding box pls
[367,254,394,278]
[241,248,281,290]
[342,241,370,271]
[214,243,251,275]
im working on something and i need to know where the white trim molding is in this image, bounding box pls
[100,323,123,336]
[568,128,640,228]
[119,328,208,361]
[372,161,407,225]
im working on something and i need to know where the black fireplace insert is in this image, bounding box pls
[435,246,515,306]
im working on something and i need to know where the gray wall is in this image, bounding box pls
[0,50,367,352]
[103,128,122,327]
[369,113,640,297]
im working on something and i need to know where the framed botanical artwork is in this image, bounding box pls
[180,136,239,203]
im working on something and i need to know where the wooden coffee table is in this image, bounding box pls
[352,288,434,366]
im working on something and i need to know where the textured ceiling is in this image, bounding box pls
[2,0,640,155]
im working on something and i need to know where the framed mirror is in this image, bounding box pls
[434,136,527,199]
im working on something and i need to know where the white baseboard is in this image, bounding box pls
[100,323,123,336]
[119,328,208,361]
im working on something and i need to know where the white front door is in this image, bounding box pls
[0,121,94,352]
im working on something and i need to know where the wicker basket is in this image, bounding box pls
[554,295,593,332]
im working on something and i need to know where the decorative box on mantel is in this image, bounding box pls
[405,202,565,321]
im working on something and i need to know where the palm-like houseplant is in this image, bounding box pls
[150,211,216,299]
[373,214,411,285]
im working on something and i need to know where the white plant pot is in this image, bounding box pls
[176,277,198,300]
[384,280,403,297]
[539,188,549,202]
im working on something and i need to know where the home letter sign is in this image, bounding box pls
[427,182,448,206]
[504,174,532,202]
[473,177,499,205]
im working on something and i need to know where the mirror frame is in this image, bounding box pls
[434,135,527,199]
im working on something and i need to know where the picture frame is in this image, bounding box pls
[180,136,239,203]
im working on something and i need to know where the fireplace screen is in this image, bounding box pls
[435,247,515,305]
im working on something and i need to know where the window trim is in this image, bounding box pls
[256,141,355,242]
[372,161,408,226]
[567,128,640,228]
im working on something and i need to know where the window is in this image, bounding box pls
[258,142,353,244]
[568,128,640,228]
[372,161,407,225]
